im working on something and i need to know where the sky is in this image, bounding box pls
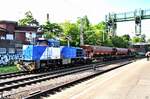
[0,0,150,39]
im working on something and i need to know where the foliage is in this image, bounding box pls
[147,38,150,43]
[0,65,19,73]
[93,22,108,45]
[60,18,129,48]
[77,16,91,46]
[18,11,39,26]
[122,34,130,41]
[103,38,114,47]
[18,11,146,48]
[60,21,80,46]
[84,22,105,45]
[132,36,145,43]
[76,16,108,46]
[77,16,90,31]
[111,36,129,48]
[41,21,63,39]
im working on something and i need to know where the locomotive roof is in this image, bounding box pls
[36,38,59,42]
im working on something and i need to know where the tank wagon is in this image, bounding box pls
[17,39,135,72]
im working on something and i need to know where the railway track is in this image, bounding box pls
[0,65,92,81]
[24,61,132,99]
[0,59,133,99]
[0,59,121,81]
[0,62,107,92]
[0,62,103,80]
[0,58,133,80]
[0,71,29,80]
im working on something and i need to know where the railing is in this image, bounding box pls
[106,9,150,22]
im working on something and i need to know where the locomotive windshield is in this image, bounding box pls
[36,40,48,46]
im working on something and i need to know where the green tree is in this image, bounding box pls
[41,21,63,39]
[83,21,112,46]
[132,36,144,43]
[77,16,91,45]
[93,22,108,45]
[77,16,108,45]
[147,38,150,43]
[60,21,80,46]
[77,15,90,31]
[84,22,103,45]
[18,11,39,26]
[121,34,131,47]
[103,38,113,47]
[111,36,128,48]
[122,34,130,41]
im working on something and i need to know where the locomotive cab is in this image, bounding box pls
[17,38,61,72]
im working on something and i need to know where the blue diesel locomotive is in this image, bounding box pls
[17,38,86,71]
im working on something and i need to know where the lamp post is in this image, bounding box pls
[59,33,71,47]
[66,35,71,47]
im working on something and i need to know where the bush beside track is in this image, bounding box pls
[0,65,19,73]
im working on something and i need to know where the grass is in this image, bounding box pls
[0,65,19,74]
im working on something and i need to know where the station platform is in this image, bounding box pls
[46,58,150,99]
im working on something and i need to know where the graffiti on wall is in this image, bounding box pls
[0,53,22,65]
[0,48,22,65]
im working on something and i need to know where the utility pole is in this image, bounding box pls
[47,13,50,22]
[80,18,84,46]
[102,30,105,43]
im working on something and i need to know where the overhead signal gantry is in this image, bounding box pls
[105,9,150,36]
